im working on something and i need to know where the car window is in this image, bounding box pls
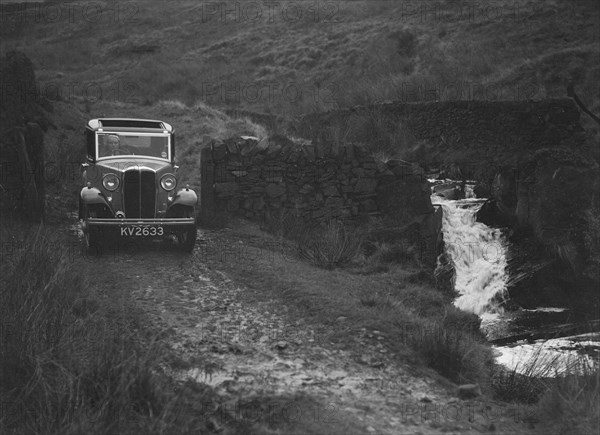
[97,133,169,159]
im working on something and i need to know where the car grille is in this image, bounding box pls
[123,169,156,218]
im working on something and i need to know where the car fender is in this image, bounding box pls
[80,186,110,207]
[172,188,198,207]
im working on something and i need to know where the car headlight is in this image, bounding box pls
[160,174,176,191]
[102,173,120,191]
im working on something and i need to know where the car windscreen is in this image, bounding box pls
[97,133,170,159]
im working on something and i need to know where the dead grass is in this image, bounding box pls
[0,222,217,434]
[3,0,596,117]
[491,345,600,435]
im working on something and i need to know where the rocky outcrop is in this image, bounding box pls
[515,149,598,247]
[487,148,598,275]
[481,147,600,306]
[0,51,48,221]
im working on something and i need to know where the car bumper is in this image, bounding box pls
[87,218,195,227]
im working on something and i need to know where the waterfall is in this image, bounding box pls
[431,182,598,376]
[432,189,508,316]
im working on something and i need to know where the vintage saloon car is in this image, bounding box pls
[79,118,197,251]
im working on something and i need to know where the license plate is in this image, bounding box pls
[120,225,164,237]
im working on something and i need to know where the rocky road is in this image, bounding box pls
[74,220,542,435]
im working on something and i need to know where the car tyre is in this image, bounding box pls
[84,227,103,254]
[177,226,196,252]
[83,207,104,255]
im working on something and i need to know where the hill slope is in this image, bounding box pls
[1,0,598,125]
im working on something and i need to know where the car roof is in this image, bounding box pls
[87,118,173,132]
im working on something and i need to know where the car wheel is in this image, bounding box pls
[83,207,103,255]
[177,226,196,252]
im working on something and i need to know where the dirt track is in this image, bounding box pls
[66,214,547,435]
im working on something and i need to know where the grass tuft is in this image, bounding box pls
[492,347,599,434]
[0,223,209,434]
[296,220,363,270]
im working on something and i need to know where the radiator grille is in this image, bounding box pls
[123,169,156,218]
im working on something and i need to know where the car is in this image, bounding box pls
[79,118,197,252]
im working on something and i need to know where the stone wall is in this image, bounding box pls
[0,51,48,221]
[199,135,442,263]
[294,99,587,180]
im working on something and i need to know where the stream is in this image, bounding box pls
[430,180,600,377]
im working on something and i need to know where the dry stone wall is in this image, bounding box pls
[0,51,48,221]
[200,136,435,223]
[294,99,587,180]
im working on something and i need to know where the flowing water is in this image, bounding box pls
[431,180,600,376]
[435,196,508,317]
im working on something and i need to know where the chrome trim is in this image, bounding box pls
[95,156,171,164]
[160,173,177,191]
[102,173,120,191]
[87,218,195,226]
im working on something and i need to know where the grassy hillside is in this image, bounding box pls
[2,2,599,433]
[1,0,598,126]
